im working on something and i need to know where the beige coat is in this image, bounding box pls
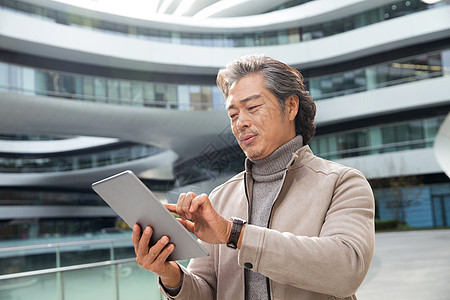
[160,146,375,299]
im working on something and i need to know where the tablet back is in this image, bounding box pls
[92,170,209,261]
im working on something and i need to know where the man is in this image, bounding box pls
[132,54,375,299]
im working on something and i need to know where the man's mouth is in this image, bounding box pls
[241,134,257,145]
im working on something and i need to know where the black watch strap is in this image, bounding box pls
[227,217,246,249]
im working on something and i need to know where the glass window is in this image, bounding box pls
[289,28,301,43]
[82,77,94,99]
[94,78,106,100]
[35,70,47,96]
[277,30,289,45]
[177,85,190,110]
[322,21,336,37]
[342,17,355,32]
[395,124,410,150]
[327,135,339,159]
[212,87,225,110]
[441,50,450,76]
[73,76,83,100]
[8,64,22,90]
[189,86,202,110]
[131,82,143,105]
[309,139,319,154]
[424,118,441,147]
[107,79,120,102]
[143,82,155,106]
[23,67,36,94]
[0,62,9,91]
[167,85,177,109]
[155,84,166,107]
[319,137,328,155]
[369,127,383,154]
[381,126,396,153]
[409,120,424,148]
[119,81,131,102]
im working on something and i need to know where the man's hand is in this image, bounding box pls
[165,192,232,245]
[132,224,181,287]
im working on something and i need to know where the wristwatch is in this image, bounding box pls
[227,217,246,249]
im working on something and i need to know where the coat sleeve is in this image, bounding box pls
[237,168,375,298]
[159,241,217,299]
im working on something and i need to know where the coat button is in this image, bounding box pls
[244,262,253,269]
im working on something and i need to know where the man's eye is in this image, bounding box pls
[229,114,237,119]
[248,105,258,111]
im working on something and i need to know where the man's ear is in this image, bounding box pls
[286,95,299,121]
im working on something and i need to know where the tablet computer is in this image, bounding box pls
[92,170,209,261]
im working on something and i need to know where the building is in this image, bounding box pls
[0,0,449,296]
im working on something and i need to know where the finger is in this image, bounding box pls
[190,193,208,214]
[164,203,177,213]
[132,224,141,255]
[181,192,197,220]
[137,226,153,258]
[178,219,195,234]
[154,243,175,265]
[176,193,187,220]
[145,235,170,265]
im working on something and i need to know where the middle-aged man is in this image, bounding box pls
[132,54,375,300]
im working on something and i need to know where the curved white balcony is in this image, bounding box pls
[0,136,118,154]
[0,149,179,188]
[315,76,450,126]
[335,148,442,179]
[34,0,398,32]
[1,5,448,74]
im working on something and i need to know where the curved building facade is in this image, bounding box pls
[0,0,449,243]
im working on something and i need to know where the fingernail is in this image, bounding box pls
[144,227,150,234]
[168,244,174,251]
[160,236,168,244]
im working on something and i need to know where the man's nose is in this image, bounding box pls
[236,113,251,130]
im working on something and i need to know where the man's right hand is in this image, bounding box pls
[132,224,182,287]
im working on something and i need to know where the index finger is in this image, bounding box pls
[164,203,177,213]
[164,203,180,218]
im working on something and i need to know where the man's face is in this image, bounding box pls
[226,74,297,160]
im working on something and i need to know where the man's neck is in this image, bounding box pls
[250,135,303,177]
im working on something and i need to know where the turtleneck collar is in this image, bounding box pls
[249,135,303,178]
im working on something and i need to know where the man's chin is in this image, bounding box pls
[245,151,264,160]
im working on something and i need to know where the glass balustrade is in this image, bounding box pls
[0,143,164,173]
[310,115,446,160]
[1,49,448,108]
[0,235,189,299]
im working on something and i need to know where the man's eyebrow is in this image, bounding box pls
[227,94,261,110]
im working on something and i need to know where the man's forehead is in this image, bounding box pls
[226,75,265,107]
[226,94,262,109]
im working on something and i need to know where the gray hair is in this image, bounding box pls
[216,54,316,145]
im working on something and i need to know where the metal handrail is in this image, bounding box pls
[317,138,436,158]
[312,71,444,100]
[0,236,131,253]
[0,258,136,281]
[0,84,216,110]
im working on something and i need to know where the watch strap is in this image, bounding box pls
[227,217,246,249]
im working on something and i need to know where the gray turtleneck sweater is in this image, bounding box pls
[247,135,303,300]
